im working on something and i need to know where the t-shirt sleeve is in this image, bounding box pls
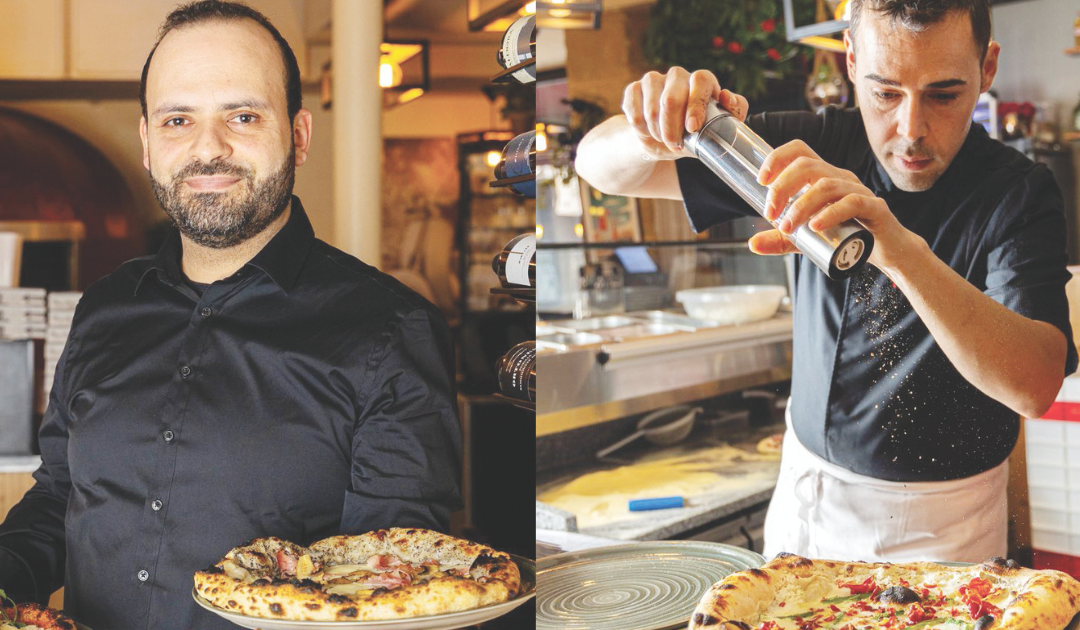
[674,156,759,233]
[984,164,1078,376]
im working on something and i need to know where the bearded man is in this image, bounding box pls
[0,2,462,629]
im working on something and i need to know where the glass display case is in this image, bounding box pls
[535,155,797,436]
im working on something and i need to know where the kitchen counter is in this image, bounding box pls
[537,423,783,542]
[537,313,793,436]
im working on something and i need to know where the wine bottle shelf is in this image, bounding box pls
[492,393,535,411]
[490,287,535,303]
[488,173,534,189]
[491,56,536,83]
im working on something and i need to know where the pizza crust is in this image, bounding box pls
[194,528,522,622]
[690,554,1080,630]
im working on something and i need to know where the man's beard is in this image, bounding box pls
[151,148,295,249]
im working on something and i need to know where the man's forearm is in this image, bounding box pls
[885,236,1067,419]
[575,116,668,197]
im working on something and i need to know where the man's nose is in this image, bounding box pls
[896,96,929,143]
[191,121,233,164]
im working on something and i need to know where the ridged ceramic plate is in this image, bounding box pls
[192,554,535,630]
[536,541,764,630]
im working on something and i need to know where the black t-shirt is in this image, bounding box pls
[676,106,1078,482]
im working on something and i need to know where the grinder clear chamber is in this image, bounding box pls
[683,102,874,280]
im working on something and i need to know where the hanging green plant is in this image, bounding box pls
[643,0,815,99]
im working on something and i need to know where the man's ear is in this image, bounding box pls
[981,40,1000,93]
[140,116,150,171]
[844,28,857,84]
[292,108,313,167]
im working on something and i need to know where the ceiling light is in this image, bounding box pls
[536,0,601,29]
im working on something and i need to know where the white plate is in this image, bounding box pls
[191,554,535,630]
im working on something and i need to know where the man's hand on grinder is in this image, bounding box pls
[748,139,922,274]
[622,66,749,160]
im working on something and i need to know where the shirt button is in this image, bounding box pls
[163,430,174,443]
[137,570,149,582]
[180,365,192,378]
[201,307,212,317]
[151,499,163,511]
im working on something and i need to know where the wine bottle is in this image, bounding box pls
[492,233,536,289]
[498,15,535,84]
[493,131,536,198]
[496,341,536,403]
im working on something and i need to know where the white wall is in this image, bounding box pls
[991,0,1080,130]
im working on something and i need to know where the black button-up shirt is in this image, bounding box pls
[677,107,1077,482]
[0,197,463,630]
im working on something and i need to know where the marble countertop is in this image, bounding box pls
[537,423,783,542]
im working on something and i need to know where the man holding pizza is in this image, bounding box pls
[576,0,1076,563]
[0,2,462,629]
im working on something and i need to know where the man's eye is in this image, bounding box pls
[165,117,187,127]
[931,93,960,102]
[872,91,898,101]
[233,113,257,124]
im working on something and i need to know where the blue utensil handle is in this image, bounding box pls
[629,497,684,511]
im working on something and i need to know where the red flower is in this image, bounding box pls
[761,18,776,33]
[727,41,743,54]
[766,48,781,61]
[712,35,725,48]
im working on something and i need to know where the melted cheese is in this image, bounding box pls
[324,563,369,576]
[221,560,252,582]
[296,554,315,580]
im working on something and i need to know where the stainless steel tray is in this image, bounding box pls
[592,323,688,341]
[549,316,642,331]
[536,541,763,630]
[630,310,720,330]
[536,331,605,351]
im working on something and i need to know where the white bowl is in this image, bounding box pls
[675,285,787,325]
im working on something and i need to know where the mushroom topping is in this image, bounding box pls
[877,585,921,605]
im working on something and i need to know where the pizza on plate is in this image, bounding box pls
[689,553,1080,630]
[0,601,77,630]
[193,528,522,621]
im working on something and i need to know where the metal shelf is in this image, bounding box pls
[493,392,535,411]
[490,287,535,304]
[491,56,536,84]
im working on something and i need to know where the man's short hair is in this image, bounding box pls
[848,0,992,60]
[139,0,303,122]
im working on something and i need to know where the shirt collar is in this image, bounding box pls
[135,195,314,296]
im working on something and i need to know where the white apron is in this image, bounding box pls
[762,404,1008,563]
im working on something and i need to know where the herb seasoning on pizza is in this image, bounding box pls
[689,554,1080,630]
[194,528,522,621]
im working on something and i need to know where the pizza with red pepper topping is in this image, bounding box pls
[193,528,522,621]
[689,554,1080,630]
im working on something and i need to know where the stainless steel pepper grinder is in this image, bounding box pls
[683,102,874,280]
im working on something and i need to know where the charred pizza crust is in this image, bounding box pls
[689,554,1080,630]
[1,602,78,630]
[194,528,522,621]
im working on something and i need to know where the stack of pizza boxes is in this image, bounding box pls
[42,291,81,411]
[1027,266,1080,578]
[0,288,47,341]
